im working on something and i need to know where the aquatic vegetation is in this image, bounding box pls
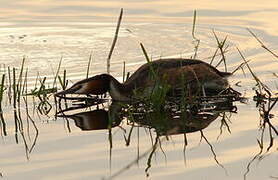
[191,10,200,59]
[0,7,277,180]
[247,28,278,59]
[56,90,239,179]
[107,8,123,74]
[235,35,278,180]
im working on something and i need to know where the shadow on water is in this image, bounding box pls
[56,88,242,179]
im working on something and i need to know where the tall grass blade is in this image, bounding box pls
[86,53,92,79]
[58,70,67,90]
[192,10,197,40]
[192,10,200,59]
[140,43,151,63]
[53,56,63,88]
[17,57,26,102]
[236,47,263,93]
[107,8,123,74]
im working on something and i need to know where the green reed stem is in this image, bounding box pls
[140,43,156,78]
[38,77,47,95]
[192,10,197,39]
[140,43,151,63]
[21,69,28,97]
[107,8,123,74]
[140,42,170,106]
[58,70,67,90]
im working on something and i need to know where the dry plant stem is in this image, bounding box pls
[192,10,200,59]
[231,59,252,75]
[204,49,229,62]
[236,47,264,93]
[107,8,123,74]
[7,67,12,103]
[210,48,219,65]
[122,61,126,82]
[247,28,278,59]
[213,30,228,72]
[86,53,92,79]
[237,48,277,132]
[140,43,157,78]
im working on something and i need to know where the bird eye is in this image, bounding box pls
[74,84,82,90]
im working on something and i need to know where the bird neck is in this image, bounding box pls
[108,76,131,101]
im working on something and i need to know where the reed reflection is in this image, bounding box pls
[56,92,240,178]
[57,98,237,133]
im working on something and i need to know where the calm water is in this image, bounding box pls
[0,0,278,180]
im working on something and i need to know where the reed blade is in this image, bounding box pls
[107,8,123,74]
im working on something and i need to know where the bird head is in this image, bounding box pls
[55,74,111,96]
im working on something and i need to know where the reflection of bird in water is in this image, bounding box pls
[60,109,121,131]
[56,58,231,101]
[58,102,231,136]
[130,111,220,136]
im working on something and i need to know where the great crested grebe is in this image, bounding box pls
[55,58,231,101]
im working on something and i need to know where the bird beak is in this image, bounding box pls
[55,86,79,97]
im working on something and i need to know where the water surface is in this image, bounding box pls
[0,0,278,180]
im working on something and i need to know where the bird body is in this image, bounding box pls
[56,58,231,101]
